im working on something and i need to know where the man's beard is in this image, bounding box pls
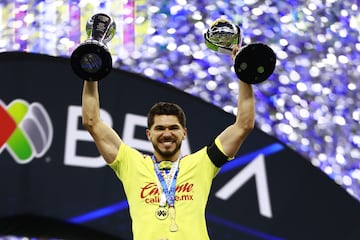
[152,141,182,159]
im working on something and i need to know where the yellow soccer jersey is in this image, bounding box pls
[109,142,220,240]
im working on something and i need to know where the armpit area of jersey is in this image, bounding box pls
[206,141,228,167]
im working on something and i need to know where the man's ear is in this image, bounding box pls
[182,128,188,140]
[146,129,151,140]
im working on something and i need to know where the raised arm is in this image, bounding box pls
[82,81,121,164]
[218,47,255,158]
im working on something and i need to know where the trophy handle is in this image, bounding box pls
[234,43,276,84]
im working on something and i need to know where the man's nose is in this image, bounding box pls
[162,128,172,135]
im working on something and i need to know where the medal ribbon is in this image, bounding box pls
[152,156,180,207]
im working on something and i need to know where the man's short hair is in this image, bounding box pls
[147,102,186,128]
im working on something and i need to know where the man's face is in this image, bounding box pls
[146,115,187,160]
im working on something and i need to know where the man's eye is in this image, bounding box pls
[154,126,179,131]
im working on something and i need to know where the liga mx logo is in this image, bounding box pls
[0,99,53,164]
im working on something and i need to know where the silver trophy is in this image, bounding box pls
[70,13,116,81]
[204,18,276,84]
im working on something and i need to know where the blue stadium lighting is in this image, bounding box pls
[68,200,129,224]
[207,214,284,240]
[219,143,284,174]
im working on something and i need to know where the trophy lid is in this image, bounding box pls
[86,13,116,44]
[204,18,242,55]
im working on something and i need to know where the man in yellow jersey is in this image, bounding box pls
[81,45,255,239]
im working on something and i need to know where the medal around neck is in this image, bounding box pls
[155,206,169,220]
[158,160,173,170]
[70,13,116,81]
[169,206,178,232]
[204,18,276,84]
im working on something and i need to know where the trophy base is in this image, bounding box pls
[234,43,276,84]
[70,41,112,81]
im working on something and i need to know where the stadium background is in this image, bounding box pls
[0,1,359,239]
